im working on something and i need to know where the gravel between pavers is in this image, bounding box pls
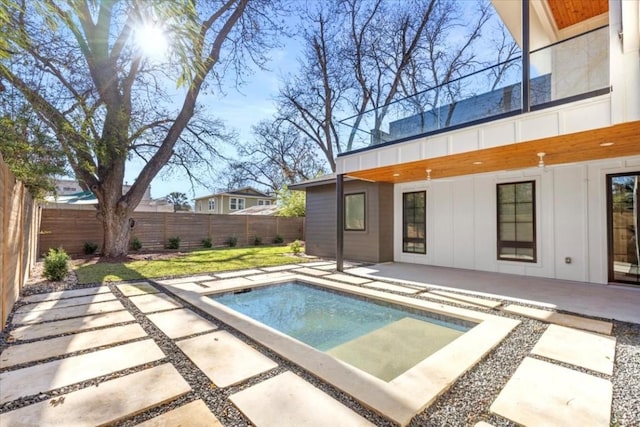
[1,268,639,426]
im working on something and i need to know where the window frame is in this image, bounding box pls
[402,191,426,254]
[344,192,366,231]
[229,197,245,211]
[496,180,537,263]
[258,199,272,206]
[208,199,216,212]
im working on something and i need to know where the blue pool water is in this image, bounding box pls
[210,281,473,351]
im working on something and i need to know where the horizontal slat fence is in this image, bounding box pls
[40,209,304,254]
[1,153,41,330]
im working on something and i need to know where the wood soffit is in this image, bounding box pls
[345,121,640,184]
[546,0,608,30]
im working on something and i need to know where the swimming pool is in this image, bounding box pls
[211,281,475,381]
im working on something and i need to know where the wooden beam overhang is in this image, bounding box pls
[344,121,640,184]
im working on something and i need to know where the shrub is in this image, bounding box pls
[166,236,181,249]
[290,239,303,255]
[83,241,98,255]
[202,237,213,248]
[253,235,262,246]
[130,236,142,251]
[43,247,70,281]
[227,236,238,247]
[273,234,284,244]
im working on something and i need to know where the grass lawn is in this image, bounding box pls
[75,245,307,284]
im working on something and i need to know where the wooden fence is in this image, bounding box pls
[1,153,41,330]
[40,209,305,254]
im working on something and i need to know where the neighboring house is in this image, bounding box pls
[45,179,173,212]
[194,187,276,214]
[293,1,640,287]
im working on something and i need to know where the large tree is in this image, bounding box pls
[0,0,281,257]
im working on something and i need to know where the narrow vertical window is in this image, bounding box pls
[497,181,536,262]
[403,191,426,254]
[345,193,366,231]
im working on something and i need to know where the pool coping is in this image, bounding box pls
[162,274,520,426]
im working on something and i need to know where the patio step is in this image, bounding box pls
[19,286,112,304]
[136,400,222,427]
[502,304,612,335]
[10,299,126,326]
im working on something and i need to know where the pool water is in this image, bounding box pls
[211,281,475,381]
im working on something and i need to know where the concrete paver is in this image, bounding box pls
[11,299,126,326]
[15,292,117,314]
[502,304,613,335]
[216,269,263,279]
[20,286,111,304]
[164,281,214,294]
[531,324,616,375]
[156,275,215,285]
[300,261,336,267]
[323,273,371,285]
[293,267,332,276]
[201,277,253,289]
[0,323,147,368]
[0,364,190,427]
[0,339,165,404]
[246,272,296,282]
[363,281,421,294]
[176,330,277,387]
[429,290,502,309]
[230,371,375,427]
[7,310,135,341]
[128,293,183,313]
[135,400,222,427]
[490,357,612,427]
[147,308,217,339]
[260,264,300,272]
[116,282,159,296]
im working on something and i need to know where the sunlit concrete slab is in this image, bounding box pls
[531,324,616,375]
[116,282,159,296]
[20,286,112,304]
[200,277,255,292]
[292,267,332,276]
[363,281,421,294]
[0,364,190,427]
[428,290,502,309]
[246,272,296,282]
[301,261,336,267]
[0,339,165,404]
[11,300,126,326]
[176,330,277,388]
[8,310,135,341]
[128,293,182,313]
[230,371,375,427]
[502,305,613,335]
[327,317,464,382]
[216,269,263,279]
[147,308,217,339]
[261,264,301,272]
[156,275,215,285]
[15,292,117,314]
[0,323,147,368]
[164,281,214,294]
[490,357,612,427]
[136,400,222,427]
[323,273,371,285]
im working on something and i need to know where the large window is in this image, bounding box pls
[258,199,272,206]
[345,193,366,231]
[403,191,426,254]
[230,197,245,210]
[497,181,536,262]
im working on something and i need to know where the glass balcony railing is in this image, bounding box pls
[339,26,610,154]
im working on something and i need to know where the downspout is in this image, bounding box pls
[337,174,344,272]
[522,0,531,113]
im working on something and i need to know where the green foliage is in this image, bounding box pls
[43,247,69,281]
[202,237,212,248]
[130,237,142,251]
[277,185,305,217]
[290,239,303,255]
[166,192,192,212]
[227,236,238,247]
[83,242,98,255]
[253,236,262,246]
[166,236,181,250]
[273,234,284,244]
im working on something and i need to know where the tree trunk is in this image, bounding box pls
[101,207,133,259]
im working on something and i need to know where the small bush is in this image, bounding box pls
[130,236,142,251]
[43,247,70,281]
[290,239,303,255]
[83,241,98,255]
[202,237,213,248]
[166,236,181,249]
[273,234,284,244]
[253,235,262,246]
[227,236,238,247]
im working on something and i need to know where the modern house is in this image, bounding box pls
[194,187,276,214]
[293,0,640,286]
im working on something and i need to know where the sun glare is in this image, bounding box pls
[134,24,168,60]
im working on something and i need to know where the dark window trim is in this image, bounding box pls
[344,192,366,231]
[403,191,426,254]
[496,180,537,263]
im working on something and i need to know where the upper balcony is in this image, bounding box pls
[339,25,610,155]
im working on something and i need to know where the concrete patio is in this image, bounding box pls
[0,261,637,426]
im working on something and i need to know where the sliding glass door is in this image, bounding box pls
[607,173,640,285]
